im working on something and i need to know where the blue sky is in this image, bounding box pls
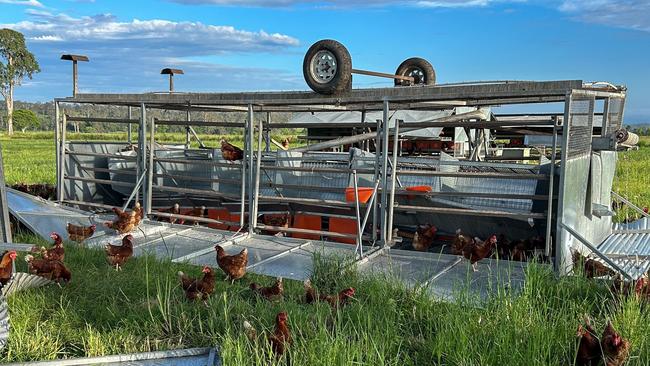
[1,0,649,122]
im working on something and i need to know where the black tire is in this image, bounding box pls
[394,57,435,87]
[303,40,352,95]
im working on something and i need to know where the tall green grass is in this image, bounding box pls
[0,132,299,185]
[613,137,650,221]
[3,233,650,364]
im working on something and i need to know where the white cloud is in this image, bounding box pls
[558,0,650,32]
[1,11,302,99]
[6,11,299,53]
[0,0,43,6]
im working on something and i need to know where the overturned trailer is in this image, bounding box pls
[41,78,649,298]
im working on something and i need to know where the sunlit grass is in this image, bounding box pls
[613,137,650,222]
[0,132,299,186]
[3,233,650,364]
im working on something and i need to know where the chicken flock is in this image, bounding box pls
[1,194,642,362]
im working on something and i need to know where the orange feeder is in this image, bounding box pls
[405,185,432,199]
[345,187,374,204]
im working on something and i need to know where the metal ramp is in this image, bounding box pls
[3,347,220,366]
[6,188,536,300]
[595,217,650,279]
[357,249,529,301]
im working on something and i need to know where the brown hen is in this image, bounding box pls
[573,251,616,279]
[576,318,601,366]
[261,213,290,235]
[269,311,292,356]
[451,229,474,255]
[221,139,243,162]
[250,277,284,301]
[412,224,437,252]
[215,245,248,282]
[24,254,71,283]
[104,210,137,234]
[0,250,17,286]
[38,232,65,262]
[105,234,134,270]
[601,321,629,366]
[320,287,356,309]
[66,223,96,243]
[462,234,497,272]
[178,266,216,303]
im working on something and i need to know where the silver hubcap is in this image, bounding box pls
[310,50,337,84]
[406,68,425,84]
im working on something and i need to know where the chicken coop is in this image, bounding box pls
[6,76,645,300]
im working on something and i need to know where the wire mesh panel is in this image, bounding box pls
[270,151,350,201]
[566,94,595,159]
[394,153,539,213]
[605,97,626,135]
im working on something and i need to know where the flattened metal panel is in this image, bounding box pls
[83,219,180,248]
[189,235,305,268]
[248,240,358,280]
[430,257,529,301]
[3,347,219,366]
[7,189,107,242]
[357,250,459,288]
[597,231,650,279]
[135,235,215,260]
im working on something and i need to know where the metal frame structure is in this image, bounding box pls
[51,79,634,282]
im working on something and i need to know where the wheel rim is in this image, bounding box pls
[310,50,338,84]
[405,67,425,84]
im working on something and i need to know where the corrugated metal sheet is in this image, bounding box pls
[0,294,8,351]
[3,347,220,366]
[613,217,650,231]
[597,229,650,279]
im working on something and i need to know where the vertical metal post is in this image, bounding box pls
[169,74,174,93]
[146,116,155,215]
[247,105,255,234]
[185,105,191,148]
[0,148,13,243]
[387,119,400,243]
[138,103,146,204]
[265,112,271,153]
[352,170,363,258]
[360,111,366,151]
[127,106,132,144]
[54,101,61,203]
[239,110,247,229]
[555,93,572,274]
[252,119,263,231]
[60,113,67,202]
[545,118,559,257]
[372,118,381,244]
[72,61,78,97]
[380,100,390,246]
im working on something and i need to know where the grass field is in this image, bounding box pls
[4,233,650,365]
[0,132,299,185]
[1,132,650,364]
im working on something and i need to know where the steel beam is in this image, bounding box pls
[387,119,399,243]
[380,100,390,246]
